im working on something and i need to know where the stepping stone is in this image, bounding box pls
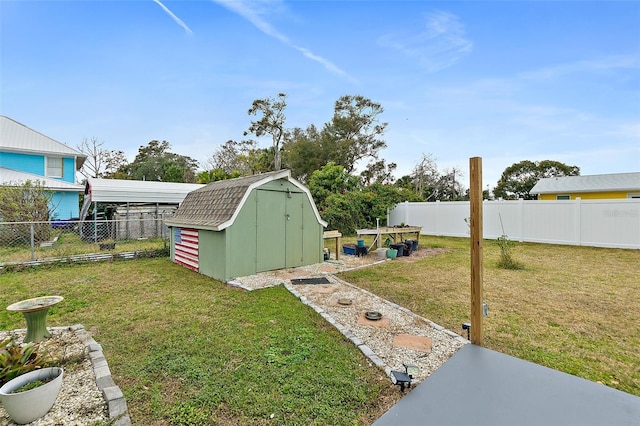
[357,312,390,328]
[309,285,338,294]
[392,334,432,352]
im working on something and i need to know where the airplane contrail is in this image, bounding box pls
[212,0,355,82]
[153,0,193,35]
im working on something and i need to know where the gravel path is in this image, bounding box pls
[230,248,468,384]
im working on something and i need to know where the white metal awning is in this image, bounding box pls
[85,178,205,204]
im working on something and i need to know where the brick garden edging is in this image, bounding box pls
[64,325,131,426]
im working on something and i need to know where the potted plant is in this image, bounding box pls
[0,367,64,424]
[0,335,63,424]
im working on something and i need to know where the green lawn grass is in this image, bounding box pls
[0,259,400,425]
[339,236,640,396]
[2,237,638,424]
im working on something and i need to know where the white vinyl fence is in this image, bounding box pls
[388,198,640,249]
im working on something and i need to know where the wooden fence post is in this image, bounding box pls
[469,157,484,345]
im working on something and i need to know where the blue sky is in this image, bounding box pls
[1,0,639,189]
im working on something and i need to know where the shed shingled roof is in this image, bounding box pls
[165,170,326,231]
[530,172,640,195]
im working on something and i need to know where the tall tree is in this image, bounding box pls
[307,162,359,212]
[102,150,128,179]
[77,137,106,179]
[280,95,388,181]
[322,95,387,173]
[360,160,397,185]
[77,137,127,179]
[494,160,580,200]
[245,93,287,171]
[207,139,258,176]
[119,140,199,182]
[196,169,242,184]
[409,153,441,200]
[434,168,466,201]
[282,125,324,182]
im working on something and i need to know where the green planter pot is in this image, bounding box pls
[386,248,398,259]
[0,367,64,424]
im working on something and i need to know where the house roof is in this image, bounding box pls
[86,178,205,204]
[0,116,86,169]
[530,172,640,195]
[0,167,84,192]
[165,170,327,231]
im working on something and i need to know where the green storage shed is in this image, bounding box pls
[165,170,327,282]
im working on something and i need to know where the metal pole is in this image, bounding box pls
[93,201,97,242]
[126,202,130,240]
[30,222,35,260]
[162,213,166,250]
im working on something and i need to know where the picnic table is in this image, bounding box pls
[356,226,422,251]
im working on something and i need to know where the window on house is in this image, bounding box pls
[46,157,63,177]
[556,195,570,200]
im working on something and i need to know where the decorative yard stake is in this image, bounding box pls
[469,157,484,345]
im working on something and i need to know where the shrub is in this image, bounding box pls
[0,180,52,244]
[0,336,50,386]
[496,234,524,270]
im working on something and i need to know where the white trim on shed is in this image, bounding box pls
[164,170,328,231]
[215,170,327,231]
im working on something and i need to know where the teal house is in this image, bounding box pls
[165,170,327,281]
[0,116,86,219]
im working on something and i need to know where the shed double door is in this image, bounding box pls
[256,190,304,272]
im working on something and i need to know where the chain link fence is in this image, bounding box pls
[0,215,172,266]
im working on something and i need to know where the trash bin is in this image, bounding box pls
[405,239,418,251]
[390,243,404,257]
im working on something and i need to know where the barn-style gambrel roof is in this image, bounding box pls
[530,172,640,195]
[165,170,327,231]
